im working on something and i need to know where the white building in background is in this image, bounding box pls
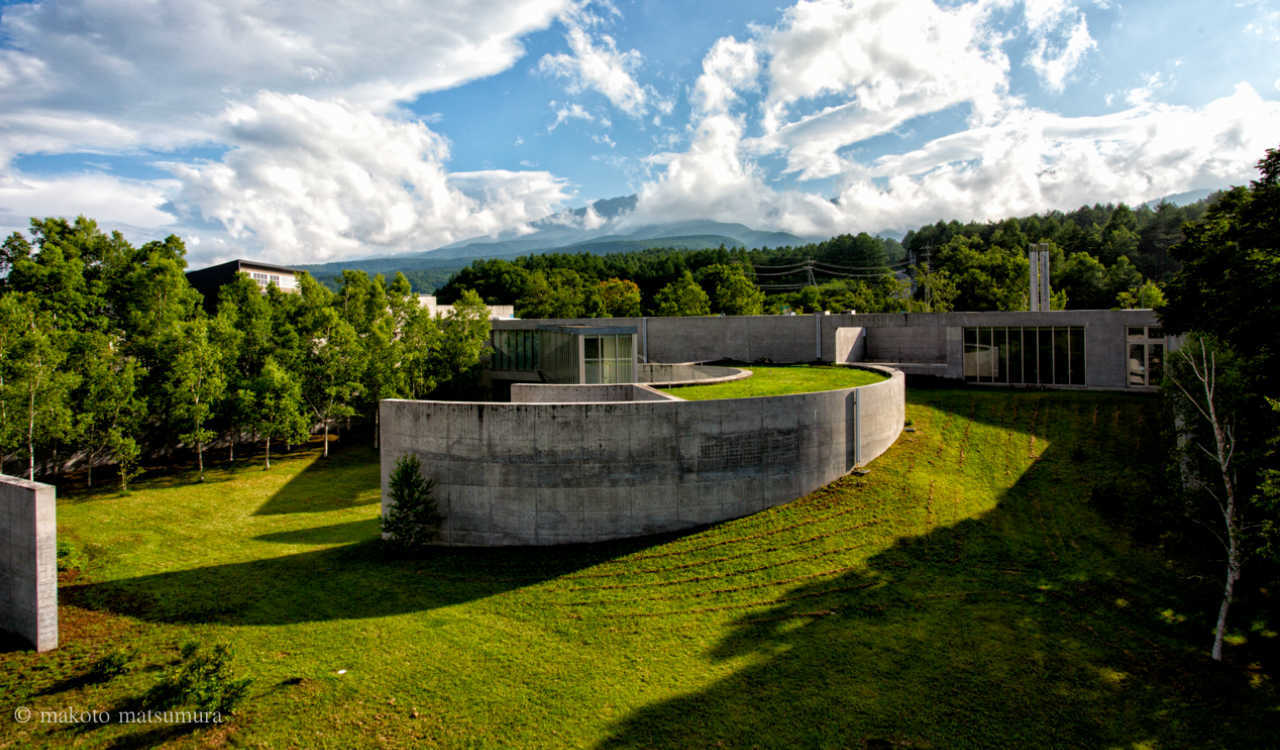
[417,294,515,320]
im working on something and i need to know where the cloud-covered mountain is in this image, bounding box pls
[294,194,821,278]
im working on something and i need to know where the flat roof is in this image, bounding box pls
[536,324,638,336]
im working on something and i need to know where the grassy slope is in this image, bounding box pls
[664,364,886,401]
[1,389,1275,748]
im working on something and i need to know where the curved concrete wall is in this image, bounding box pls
[380,366,904,546]
[637,363,752,387]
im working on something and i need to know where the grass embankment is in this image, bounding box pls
[665,364,886,400]
[1,390,1275,748]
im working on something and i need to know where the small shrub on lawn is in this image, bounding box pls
[88,648,136,681]
[145,641,252,715]
[56,539,86,572]
[382,453,444,554]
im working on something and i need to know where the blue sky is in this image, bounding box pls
[1,0,1277,265]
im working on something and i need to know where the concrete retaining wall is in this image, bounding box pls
[511,383,680,403]
[1,474,57,651]
[380,366,904,546]
[636,363,751,386]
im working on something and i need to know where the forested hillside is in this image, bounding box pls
[432,198,1213,316]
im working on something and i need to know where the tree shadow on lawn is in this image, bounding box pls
[60,531,692,627]
[252,441,380,516]
[599,389,1277,749]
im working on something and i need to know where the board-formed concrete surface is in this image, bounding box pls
[381,366,904,546]
[1,474,57,651]
[636,362,751,386]
[511,383,681,403]
[493,309,1160,390]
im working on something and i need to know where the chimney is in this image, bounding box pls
[1028,243,1051,312]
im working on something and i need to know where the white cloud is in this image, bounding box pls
[833,83,1280,232]
[691,37,759,115]
[592,134,617,148]
[537,9,655,116]
[547,101,605,132]
[752,0,1011,180]
[166,93,571,263]
[0,172,179,230]
[1025,9,1096,93]
[0,0,569,160]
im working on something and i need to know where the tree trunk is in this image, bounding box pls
[197,440,204,479]
[27,387,35,481]
[374,409,380,449]
[1213,532,1242,660]
[265,436,272,469]
[88,461,93,488]
[323,420,330,458]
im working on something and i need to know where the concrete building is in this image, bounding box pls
[185,259,301,310]
[381,307,1169,547]
[380,365,904,546]
[489,308,1168,391]
[416,294,516,320]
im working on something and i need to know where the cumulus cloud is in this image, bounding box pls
[631,0,1277,239]
[547,101,608,132]
[1021,0,1097,93]
[166,93,570,262]
[751,0,1011,180]
[537,3,663,117]
[831,83,1280,232]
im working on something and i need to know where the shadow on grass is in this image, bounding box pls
[61,531,692,627]
[598,389,1276,749]
[253,441,380,516]
[253,518,382,545]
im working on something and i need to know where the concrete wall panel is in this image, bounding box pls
[1,474,57,651]
[380,365,903,546]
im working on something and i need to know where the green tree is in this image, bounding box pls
[653,271,711,316]
[1116,279,1166,309]
[517,269,603,318]
[294,276,366,458]
[382,453,443,553]
[1056,252,1110,309]
[699,264,765,315]
[166,318,227,481]
[74,331,143,487]
[598,277,643,317]
[253,358,309,469]
[3,295,78,479]
[428,290,492,399]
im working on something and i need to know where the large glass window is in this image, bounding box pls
[492,330,541,371]
[1126,326,1167,387]
[964,326,1086,386]
[582,333,634,384]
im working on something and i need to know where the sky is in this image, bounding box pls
[1,0,1278,266]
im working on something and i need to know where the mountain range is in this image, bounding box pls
[295,195,821,279]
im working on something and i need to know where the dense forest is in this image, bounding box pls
[0,222,491,485]
[434,198,1210,317]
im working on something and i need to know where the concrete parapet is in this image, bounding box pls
[381,365,904,546]
[1,474,57,651]
[511,383,681,403]
[636,363,751,386]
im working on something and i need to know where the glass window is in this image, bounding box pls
[979,327,993,383]
[964,327,978,382]
[1148,343,1164,385]
[1009,328,1023,383]
[1053,327,1070,385]
[1128,344,1146,386]
[994,327,1008,383]
[1069,327,1085,385]
[1023,329,1038,384]
[585,337,600,359]
[1148,327,1164,339]
[1038,328,1053,385]
[1127,327,1145,339]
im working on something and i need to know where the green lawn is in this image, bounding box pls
[663,364,887,400]
[1,389,1275,748]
